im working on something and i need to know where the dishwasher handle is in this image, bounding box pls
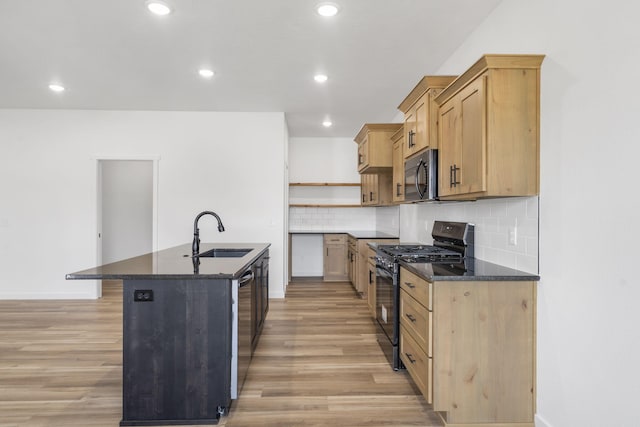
[239,270,254,285]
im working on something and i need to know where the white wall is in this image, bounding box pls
[399,1,639,425]
[288,137,359,183]
[0,110,287,299]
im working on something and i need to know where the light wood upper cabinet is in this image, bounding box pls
[354,123,402,173]
[435,54,544,200]
[360,173,392,206]
[398,76,457,159]
[391,126,405,203]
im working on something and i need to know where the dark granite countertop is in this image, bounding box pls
[66,243,270,281]
[289,230,398,239]
[400,258,540,282]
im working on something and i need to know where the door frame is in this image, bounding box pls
[94,155,160,297]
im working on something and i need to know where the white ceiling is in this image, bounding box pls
[0,0,502,137]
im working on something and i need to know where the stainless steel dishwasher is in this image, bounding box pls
[235,267,254,397]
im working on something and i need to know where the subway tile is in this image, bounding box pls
[515,254,538,274]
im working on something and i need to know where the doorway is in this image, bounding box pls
[96,158,159,296]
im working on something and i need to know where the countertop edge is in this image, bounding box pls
[400,259,540,282]
[289,230,399,239]
[66,243,271,281]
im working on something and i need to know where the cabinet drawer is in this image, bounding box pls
[400,268,431,309]
[400,289,432,357]
[324,234,347,244]
[400,325,433,404]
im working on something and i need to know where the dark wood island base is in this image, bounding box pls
[66,243,270,427]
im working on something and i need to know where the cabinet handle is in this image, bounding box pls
[369,270,373,283]
[405,313,417,323]
[404,281,416,289]
[369,191,373,201]
[408,130,416,148]
[449,165,454,188]
[326,248,328,257]
[362,194,366,203]
[405,352,417,364]
[450,164,460,187]
[396,183,402,196]
[359,154,364,165]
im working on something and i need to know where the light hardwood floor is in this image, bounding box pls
[0,280,440,427]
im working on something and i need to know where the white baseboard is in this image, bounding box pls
[536,413,553,427]
[0,291,99,300]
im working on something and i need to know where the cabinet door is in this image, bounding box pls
[413,94,429,153]
[357,136,369,172]
[392,138,404,202]
[324,235,347,281]
[438,77,486,197]
[360,174,368,205]
[458,77,486,195]
[438,98,460,197]
[404,106,417,159]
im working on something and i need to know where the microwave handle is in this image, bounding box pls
[416,159,425,199]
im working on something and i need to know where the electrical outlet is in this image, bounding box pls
[508,226,518,246]
[134,289,154,302]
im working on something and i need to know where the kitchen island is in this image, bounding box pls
[67,243,270,426]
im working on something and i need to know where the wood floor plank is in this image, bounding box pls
[0,280,440,426]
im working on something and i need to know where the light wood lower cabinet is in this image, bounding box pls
[399,267,536,427]
[349,238,398,297]
[323,234,347,281]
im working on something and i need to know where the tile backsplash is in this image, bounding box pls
[398,197,539,274]
[289,197,538,274]
[289,207,377,231]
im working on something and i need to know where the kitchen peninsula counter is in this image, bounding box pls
[66,242,270,426]
[66,243,270,280]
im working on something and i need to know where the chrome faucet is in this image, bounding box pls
[192,211,225,256]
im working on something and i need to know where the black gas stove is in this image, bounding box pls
[374,221,474,370]
[378,244,463,263]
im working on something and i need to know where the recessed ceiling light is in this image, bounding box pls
[322,120,333,128]
[316,2,339,17]
[314,74,328,83]
[146,1,172,16]
[48,84,65,93]
[198,69,215,78]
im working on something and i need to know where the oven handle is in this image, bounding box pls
[376,265,394,278]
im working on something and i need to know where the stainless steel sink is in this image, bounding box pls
[193,248,252,258]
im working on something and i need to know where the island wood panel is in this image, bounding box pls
[122,278,231,425]
[432,281,536,426]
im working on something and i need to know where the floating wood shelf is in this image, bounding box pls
[289,182,362,207]
[289,182,360,187]
[289,204,362,208]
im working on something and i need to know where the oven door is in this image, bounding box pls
[375,263,395,343]
[375,259,403,370]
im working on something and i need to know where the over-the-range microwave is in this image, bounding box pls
[404,149,437,201]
